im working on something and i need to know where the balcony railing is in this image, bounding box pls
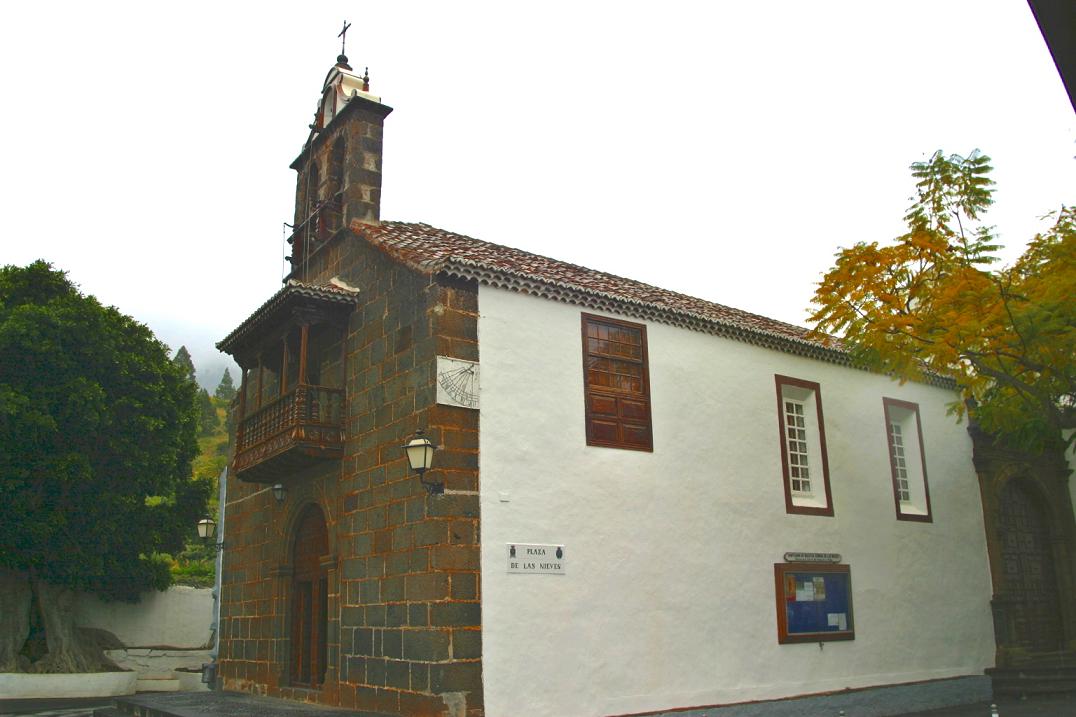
[233,385,344,483]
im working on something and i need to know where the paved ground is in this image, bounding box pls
[0,711,95,717]
[112,692,387,717]
[890,694,1075,716]
[0,693,390,717]
[0,696,112,717]
[1,693,1073,717]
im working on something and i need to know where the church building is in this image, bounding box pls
[214,46,1071,717]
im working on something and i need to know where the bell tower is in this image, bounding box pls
[287,34,392,279]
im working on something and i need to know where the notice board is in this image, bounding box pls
[773,562,855,644]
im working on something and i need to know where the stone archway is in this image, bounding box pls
[971,427,1076,666]
[290,504,329,688]
[997,479,1064,652]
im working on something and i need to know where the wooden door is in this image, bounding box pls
[999,480,1063,652]
[290,506,329,687]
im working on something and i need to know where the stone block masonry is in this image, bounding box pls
[219,231,483,717]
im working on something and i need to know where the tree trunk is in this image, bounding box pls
[31,579,106,673]
[0,570,32,672]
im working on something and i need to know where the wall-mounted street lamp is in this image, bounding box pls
[196,516,224,552]
[272,482,287,504]
[403,429,441,494]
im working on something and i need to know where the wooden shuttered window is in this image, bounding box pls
[581,313,653,451]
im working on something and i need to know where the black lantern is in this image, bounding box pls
[403,429,441,494]
[197,516,216,540]
[197,516,224,552]
[272,483,287,504]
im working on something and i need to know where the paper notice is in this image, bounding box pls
[837,613,847,630]
[813,577,826,600]
[796,581,815,602]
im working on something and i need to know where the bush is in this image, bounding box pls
[170,558,215,588]
[168,543,216,588]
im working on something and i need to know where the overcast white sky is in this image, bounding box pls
[1,2,1073,387]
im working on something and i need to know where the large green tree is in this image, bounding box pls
[0,261,208,673]
[811,150,1075,453]
[172,345,196,384]
[214,367,236,402]
[197,388,218,435]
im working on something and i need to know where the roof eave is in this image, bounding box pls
[216,283,361,359]
[434,260,957,390]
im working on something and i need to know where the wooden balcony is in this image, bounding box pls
[233,385,345,483]
[218,280,358,483]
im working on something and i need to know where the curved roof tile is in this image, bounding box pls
[358,220,855,361]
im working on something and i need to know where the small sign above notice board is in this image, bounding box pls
[773,562,854,644]
[783,551,841,563]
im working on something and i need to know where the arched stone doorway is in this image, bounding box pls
[997,479,1063,652]
[290,505,329,687]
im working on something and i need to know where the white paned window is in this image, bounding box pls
[784,400,812,495]
[889,422,911,503]
[883,398,933,522]
[775,376,833,516]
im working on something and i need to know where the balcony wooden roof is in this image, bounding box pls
[217,280,360,361]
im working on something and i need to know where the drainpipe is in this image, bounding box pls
[203,465,227,688]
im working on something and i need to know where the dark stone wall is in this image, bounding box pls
[970,426,1076,664]
[290,99,388,273]
[220,235,483,714]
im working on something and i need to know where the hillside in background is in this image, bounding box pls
[168,346,234,587]
[155,320,240,391]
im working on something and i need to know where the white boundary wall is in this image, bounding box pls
[0,672,137,698]
[74,585,213,649]
[478,286,995,717]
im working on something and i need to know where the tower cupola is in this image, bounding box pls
[287,31,392,280]
[316,61,378,130]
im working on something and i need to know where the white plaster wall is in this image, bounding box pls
[105,647,213,674]
[478,287,995,717]
[0,672,137,698]
[74,586,213,649]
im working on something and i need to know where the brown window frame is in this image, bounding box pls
[775,375,834,517]
[581,313,653,451]
[773,562,855,644]
[882,397,933,523]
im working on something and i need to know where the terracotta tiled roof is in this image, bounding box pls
[217,280,361,356]
[358,220,857,367]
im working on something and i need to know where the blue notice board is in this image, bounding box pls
[774,563,855,643]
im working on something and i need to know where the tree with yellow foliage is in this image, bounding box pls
[811,150,1075,453]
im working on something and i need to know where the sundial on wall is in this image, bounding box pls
[436,356,480,409]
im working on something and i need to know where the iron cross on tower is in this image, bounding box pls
[338,21,352,57]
